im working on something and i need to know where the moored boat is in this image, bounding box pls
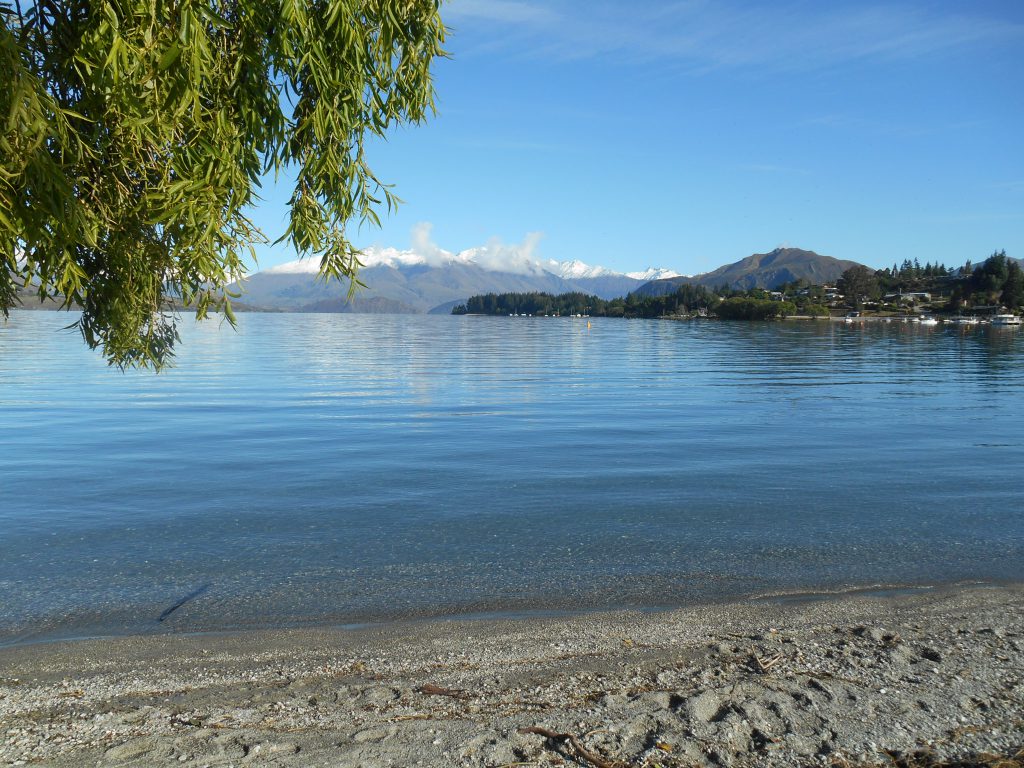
[991,314,1022,326]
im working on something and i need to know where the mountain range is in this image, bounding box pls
[231,245,863,313]
[233,245,682,314]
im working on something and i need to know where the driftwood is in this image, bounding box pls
[417,683,471,700]
[518,726,628,768]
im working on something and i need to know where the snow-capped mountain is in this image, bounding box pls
[626,267,684,281]
[545,259,619,280]
[240,237,679,312]
[264,247,429,273]
[264,248,669,284]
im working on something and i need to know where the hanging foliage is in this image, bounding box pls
[1,0,446,367]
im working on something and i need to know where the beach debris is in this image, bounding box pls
[157,583,212,623]
[518,726,629,768]
[417,683,472,700]
[829,746,1024,767]
[168,713,205,728]
[880,746,1024,767]
[750,647,785,673]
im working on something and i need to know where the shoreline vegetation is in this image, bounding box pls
[452,251,1023,322]
[1,583,1021,767]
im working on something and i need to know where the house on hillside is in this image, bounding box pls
[884,292,931,304]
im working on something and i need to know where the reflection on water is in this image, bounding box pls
[1,311,1023,644]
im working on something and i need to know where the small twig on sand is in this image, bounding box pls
[417,683,471,700]
[518,726,629,768]
[750,647,785,673]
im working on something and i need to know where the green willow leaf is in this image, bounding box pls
[2,0,447,369]
[157,41,182,71]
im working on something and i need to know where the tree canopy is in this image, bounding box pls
[715,296,796,320]
[1,0,446,367]
[837,264,879,309]
[969,250,1023,309]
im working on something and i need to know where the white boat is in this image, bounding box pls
[953,316,980,325]
[918,315,939,325]
[991,314,1022,326]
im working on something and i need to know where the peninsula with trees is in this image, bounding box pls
[452,250,1023,321]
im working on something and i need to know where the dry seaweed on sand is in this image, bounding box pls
[832,746,1024,768]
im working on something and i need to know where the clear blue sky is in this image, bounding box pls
[252,0,1024,276]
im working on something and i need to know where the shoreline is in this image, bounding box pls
[2,583,1022,767]
[2,577,1007,652]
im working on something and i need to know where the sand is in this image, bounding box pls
[1,584,1022,767]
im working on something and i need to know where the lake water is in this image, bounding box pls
[2,311,1023,645]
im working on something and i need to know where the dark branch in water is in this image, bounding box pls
[157,583,211,623]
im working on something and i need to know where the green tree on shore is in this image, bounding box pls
[967,251,1023,309]
[2,0,446,368]
[715,296,790,320]
[837,265,880,310]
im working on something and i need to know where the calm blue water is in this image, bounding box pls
[1,311,1023,645]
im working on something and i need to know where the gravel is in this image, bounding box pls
[1,583,1021,767]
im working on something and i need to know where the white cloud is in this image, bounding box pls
[396,223,549,274]
[462,232,546,275]
[409,222,455,267]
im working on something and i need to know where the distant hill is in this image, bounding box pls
[567,274,648,300]
[427,299,467,315]
[634,248,861,296]
[542,261,683,300]
[8,287,68,310]
[300,293,420,314]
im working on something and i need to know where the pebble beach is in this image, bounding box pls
[1,583,1022,767]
